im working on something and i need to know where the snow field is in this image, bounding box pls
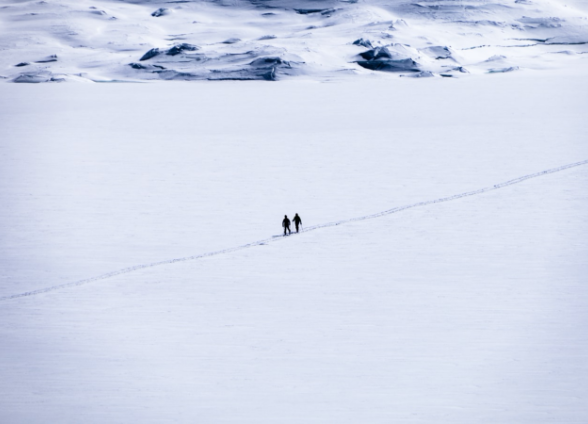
[1,160,587,424]
[1,74,587,298]
[0,73,587,422]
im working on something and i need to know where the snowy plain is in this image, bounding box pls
[1,72,588,423]
[1,0,588,422]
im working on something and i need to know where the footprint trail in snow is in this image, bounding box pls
[1,158,586,303]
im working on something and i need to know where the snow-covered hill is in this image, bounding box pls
[1,0,588,82]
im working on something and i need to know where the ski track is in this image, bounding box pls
[1,159,587,303]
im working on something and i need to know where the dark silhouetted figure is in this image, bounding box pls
[293,213,302,233]
[282,215,291,236]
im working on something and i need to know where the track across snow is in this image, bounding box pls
[1,158,587,303]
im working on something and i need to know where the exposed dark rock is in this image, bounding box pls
[151,8,169,17]
[359,47,393,61]
[261,68,276,81]
[357,57,420,72]
[321,8,337,16]
[356,47,420,72]
[35,55,58,63]
[140,48,161,61]
[166,43,199,56]
[207,68,276,81]
[247,56,295,81]
[488,66,519,73]
[15,62,30,67]
[353,38,373,48]
[294,9,326,14]
[249,57,290,67]
[129,63,166,70]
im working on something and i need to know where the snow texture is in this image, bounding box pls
[1,0,588,82]
[1,75,588,423]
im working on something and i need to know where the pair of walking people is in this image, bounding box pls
[282,213,302,235]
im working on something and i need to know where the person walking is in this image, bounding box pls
[282,215,291,236]
[292,213,302,233]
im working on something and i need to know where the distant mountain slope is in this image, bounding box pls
[1,0,587,82]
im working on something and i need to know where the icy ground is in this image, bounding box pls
[1,73,588,422]
[1,0,588,82]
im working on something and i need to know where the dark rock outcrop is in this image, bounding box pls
[356,47,420,72]
[353,38,373,48]
[151,8,169,17]
[140,48,161,61]
[166,43,199,56]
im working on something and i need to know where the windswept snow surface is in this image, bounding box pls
[1,74,588,423]
[1,0,588,81]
